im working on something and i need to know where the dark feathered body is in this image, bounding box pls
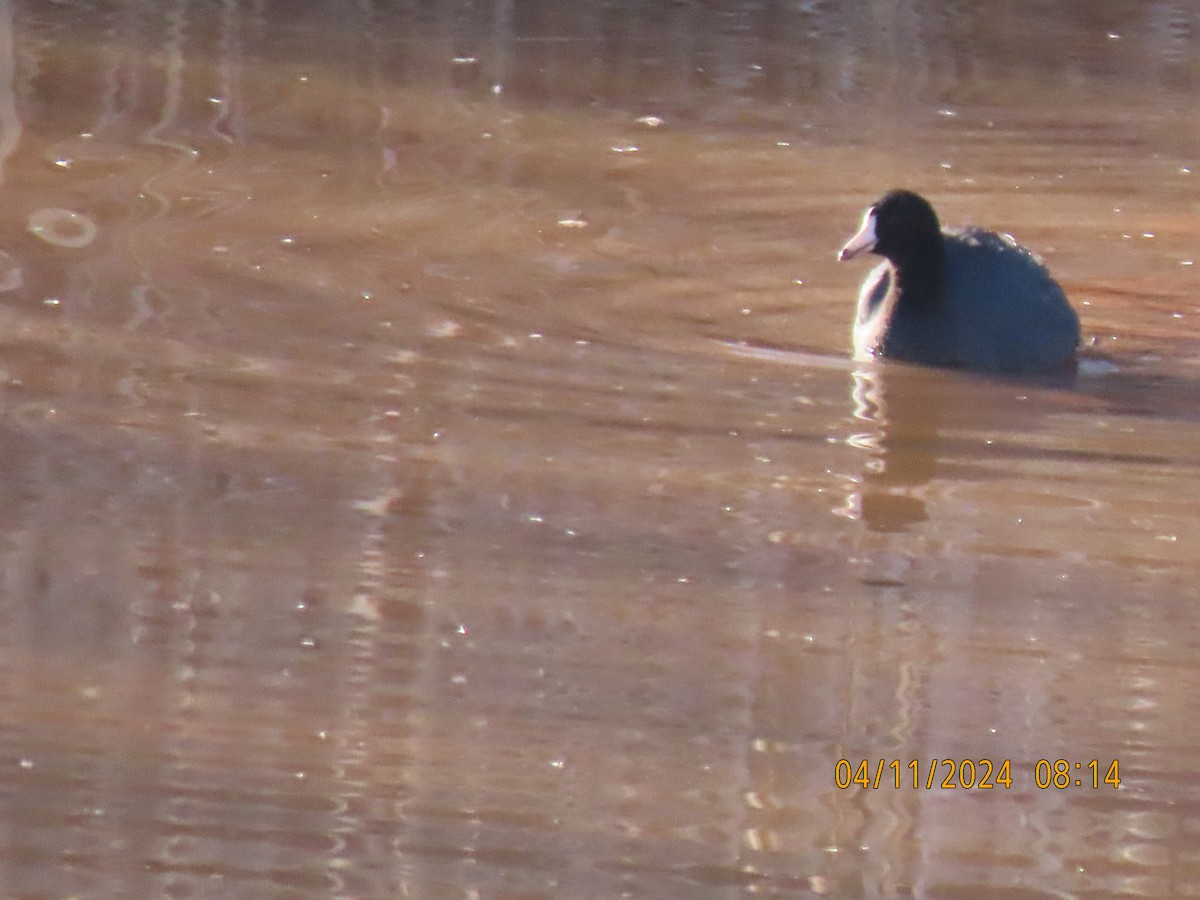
[841,192,1080,373]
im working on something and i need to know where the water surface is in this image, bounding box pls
[1,1,1200,897]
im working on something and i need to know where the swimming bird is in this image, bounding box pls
[838,190,1080,373]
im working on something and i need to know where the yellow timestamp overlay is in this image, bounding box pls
[834,758,1121,790]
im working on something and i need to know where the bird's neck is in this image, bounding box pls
[893,239,947,308]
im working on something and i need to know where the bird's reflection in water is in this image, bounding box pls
[846,364,946,533]
[846,360,1079,533]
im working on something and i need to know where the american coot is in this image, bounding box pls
[838,190,1080,373]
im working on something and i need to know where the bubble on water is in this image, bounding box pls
[27,208,97,248]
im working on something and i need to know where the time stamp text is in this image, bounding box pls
[835,758,1121,790]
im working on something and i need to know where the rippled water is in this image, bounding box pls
[3,1,1200,897]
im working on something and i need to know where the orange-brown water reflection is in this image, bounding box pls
[2,1,1200,897]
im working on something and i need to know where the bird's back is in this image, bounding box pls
[938,228,1079,372]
